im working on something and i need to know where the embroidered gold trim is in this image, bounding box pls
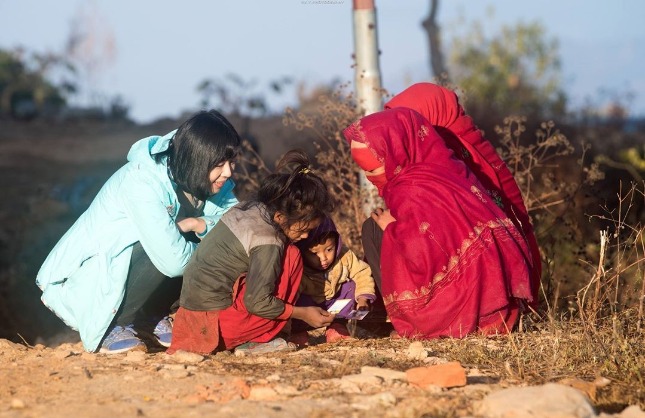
[383,217,524,309]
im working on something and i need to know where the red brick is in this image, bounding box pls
[406,362,467,389]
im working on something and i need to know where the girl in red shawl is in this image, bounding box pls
[344,107,534,338]
[384,83,541,304]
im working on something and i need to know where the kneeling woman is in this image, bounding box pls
[36,110,241,353]
[344,108,535,339]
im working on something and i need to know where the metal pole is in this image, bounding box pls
[352,0,383,215]
[352,0,383,116]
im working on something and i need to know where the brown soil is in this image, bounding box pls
[0,334,512,418]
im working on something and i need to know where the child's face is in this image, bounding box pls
[281,219,321,243]
[302,237,337,271]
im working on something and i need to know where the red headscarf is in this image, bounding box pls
[351,145,388,195]
[385,83,541,306]
[343,108,534,338]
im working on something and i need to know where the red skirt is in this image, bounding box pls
[167,245,303,354]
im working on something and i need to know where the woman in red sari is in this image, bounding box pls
[344,107,534,338]
[384,83,541,304]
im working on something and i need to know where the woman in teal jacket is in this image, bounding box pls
[36,110,241,353]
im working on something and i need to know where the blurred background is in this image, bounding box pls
[1,0,644,123]
[1,0,644,345]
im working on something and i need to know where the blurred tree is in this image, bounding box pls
[65,1,116,108]
[196,73,294,173]
[197,73,293,136]
[421,0,450,83]
[447,18,567,121]
[0,48,77,119]
[198,74,273,119]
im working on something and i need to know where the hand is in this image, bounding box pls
[176,217,206,235]
[371,208,396,231]
[291,306,335,328]
[356,296,371,311]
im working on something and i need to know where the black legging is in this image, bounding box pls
[113,242,181,327]
[361,217,383,292]
[112,186,200,329]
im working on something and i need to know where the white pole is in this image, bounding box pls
[352,0,383,215]
[352,0,383,116]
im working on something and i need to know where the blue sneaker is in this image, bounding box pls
[153,316,173,348]
[99,325,147,354]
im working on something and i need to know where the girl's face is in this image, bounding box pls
[209,160,236,194]
[302,237,337,271]
[275,214,321,243]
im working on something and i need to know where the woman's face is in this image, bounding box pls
[209,160,236,194]
[274,213,322,243]
[350,140,384,175]
[350,140,386,193]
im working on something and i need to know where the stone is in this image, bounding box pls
[265,373,281,382]
[10,399,25,409]
[273,384,300,396]
[360,366,407,383]
[165,350,205,363]
[476,383,596,418]
[406,341,428,360]
[351,392,397,410]
[248,385,280,401]
[342,373,384,386]
[617,405,645,418]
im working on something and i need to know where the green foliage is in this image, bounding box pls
[621,146,645,172]
[0,48,76,119]
[448,20,566,120]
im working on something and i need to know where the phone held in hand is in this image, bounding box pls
[346,309,369,320]
[327,299,352,314]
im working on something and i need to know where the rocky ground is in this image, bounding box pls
[1,330,644,418]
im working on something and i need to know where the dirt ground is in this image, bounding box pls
[0,331,497,418]
[1,326,643,418]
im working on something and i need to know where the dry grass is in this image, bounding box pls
[281,83,380,252]
[421,315,644,410]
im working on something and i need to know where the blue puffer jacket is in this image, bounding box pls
[36,130,238,352]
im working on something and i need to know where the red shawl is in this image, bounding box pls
[343,108,533,338]
[385,83,541,305]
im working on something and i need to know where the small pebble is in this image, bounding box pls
[165,350,205,363]
[10,399,25,409]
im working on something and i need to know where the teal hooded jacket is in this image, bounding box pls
[36,130,238,352]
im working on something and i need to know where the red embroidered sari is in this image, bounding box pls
[344,108,534,338]
[385,83,541,305]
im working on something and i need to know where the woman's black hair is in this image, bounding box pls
[249,149,335,236]
[160,109,241,201]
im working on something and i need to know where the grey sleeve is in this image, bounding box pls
[180,223,242,311]
[243,244,286,318]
